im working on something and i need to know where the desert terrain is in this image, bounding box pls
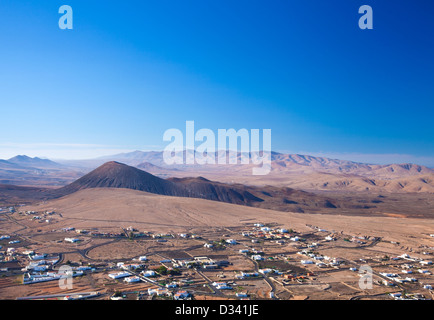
[0,151,433,301]
[1,187,433,300]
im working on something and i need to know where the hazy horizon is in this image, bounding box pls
[2,148,434,168]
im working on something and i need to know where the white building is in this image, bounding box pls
[259,268,274,274]
[108,272,131,279]
[212,282,232,290]
[405,277,417,282]
[30,254,47,260]
[418,269,430,274]
[124,276,141,283]
[142,270,156,277]
[241,272,259,277]
[25,264,48,272]
[148,288,169,296]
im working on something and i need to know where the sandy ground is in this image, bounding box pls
[21,188,434,248]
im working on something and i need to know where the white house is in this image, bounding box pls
[124,276,141,283]
[148,288,169,296]
[241,272,259,277]
[26,264,48,272]
[142,270,156,277]
[30,254,47,260]
[108,272,131,279]
[259,268,274,274]
[76,266,92,271]
[213,282,232,290]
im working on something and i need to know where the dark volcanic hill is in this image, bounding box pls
[168,176,341,212]
[168,176,265,206]
[55,161,188,197]
[54,162,268,206]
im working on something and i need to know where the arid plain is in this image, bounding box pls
[0,152,433,300]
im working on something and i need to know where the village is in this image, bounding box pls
[0,206,433,300]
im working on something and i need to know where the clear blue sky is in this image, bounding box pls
[0,1,433,165]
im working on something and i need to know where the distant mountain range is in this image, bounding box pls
[1,151,433,193]
[96,150,434,175]
[90,150,434,193]
[6,155,64,169]
[0,155,82,186]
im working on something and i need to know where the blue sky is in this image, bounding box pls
[0,1,433,165]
